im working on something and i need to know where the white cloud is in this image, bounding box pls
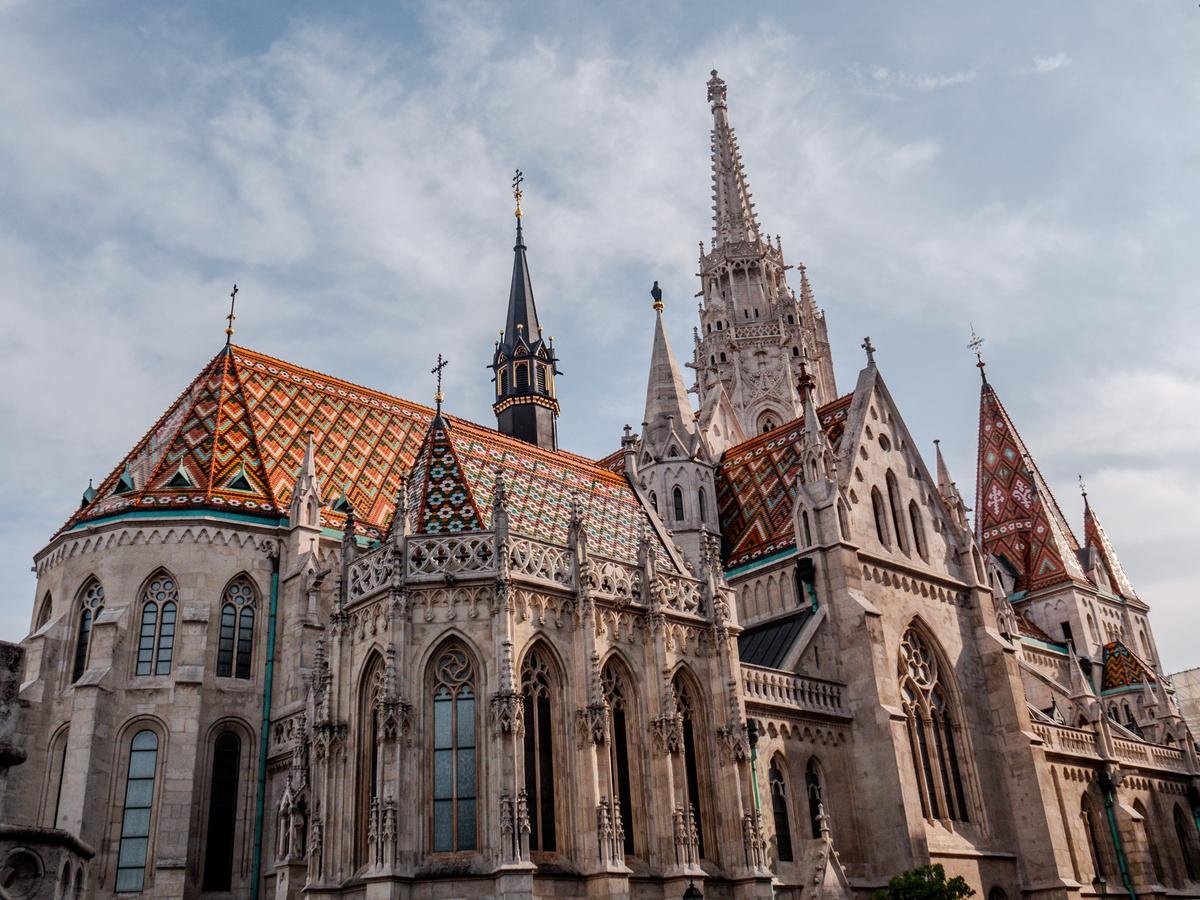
[1027,52,1071,74]
[870,65,978,92]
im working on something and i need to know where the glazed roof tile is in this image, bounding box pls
[63,345,670,566]
[715,394,852,569]
[1101,640,1156,691]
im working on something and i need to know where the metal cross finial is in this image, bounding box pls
[431,354,448,415]
[1078,474,1089,505]
[225,284,238,345]
[968,324,987,384]
[861,336,876,366]
[512,169,524,218]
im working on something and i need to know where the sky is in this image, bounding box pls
[1,2,1197,671]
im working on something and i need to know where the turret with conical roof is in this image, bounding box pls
[691,71,837,443]
[490,171,560,450]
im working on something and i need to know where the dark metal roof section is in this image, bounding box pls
[737,608,814,669]
[504,219,542,346]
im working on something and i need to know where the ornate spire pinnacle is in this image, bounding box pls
[431,354,448,421]
[513,168,524,219]
[225,283,238,346]
[861,336,876,367]
[968,325,987,385]
[643,283,695,450]
[1078,474,1089,513]
[707,70,761,247]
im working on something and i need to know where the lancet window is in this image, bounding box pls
[673,486,685,522]
[1176,803,1199,882]
[886,470,909,554]
[432,645,477,852]
[217,578,256,679]
[1082,795,1109,879]
[909,500,928,561]
[116,730,159,892]
[698,488,708,524]
[769,757,794,863]
[135,572,177,676]
[898,627,969,822]
[356,656,385,867]
[871,488,890,548]
[674,674,706,858]
[602,661,636,856]
[805,756,825,839]
[72,579,105,683]
[522,647,557,852]
[202,731,241,891]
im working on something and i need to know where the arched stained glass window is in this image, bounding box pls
[202,731,241,890]
[603,661,636,856]
[116,730,158,892]
[72,579,104,683]
[522,648,557,852]
[135,573,177,676]
[432,645,476,852]
[898,627,970,822]
[217,578,256,679]
[769,757,794,863]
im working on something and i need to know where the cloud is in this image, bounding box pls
[869,65,978,92]
[1026,52,1071,74]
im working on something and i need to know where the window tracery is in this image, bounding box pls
[522,648,557,852]
[217,578,256,679]
[135,573,177,676]
[769,757,793,863]
[72,579,104,683]
[602,661,635,856]
[432,645,476,852]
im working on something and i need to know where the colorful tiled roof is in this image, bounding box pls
[408,416,672,567]
[64,346,669,566]
[1101,640,1155,691]
[1083,502,1138,601]
[716,394,852,570]
[975,383,1085,593]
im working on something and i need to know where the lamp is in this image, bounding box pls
[1092,875,1107,898]
[683,880,704,900]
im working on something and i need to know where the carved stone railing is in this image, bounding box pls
[1111,736,1187,772]
[507,537,572,587]
[741,666,849,719]
[732,322,781,341]
[660,575,705,617]
[585,559,642,605]
[1033,722,1100,758]
[1033,723,1189,774]
[406,534,496,580]
[347,544,395,603]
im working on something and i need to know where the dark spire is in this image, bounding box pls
[491,170,560,450]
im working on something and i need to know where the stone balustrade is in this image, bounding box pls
[741,665,850,719]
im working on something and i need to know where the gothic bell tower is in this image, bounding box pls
[490,171,561,450]
[691,71,837,440]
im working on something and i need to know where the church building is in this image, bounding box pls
[2,70,1199,900]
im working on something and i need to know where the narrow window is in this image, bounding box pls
[710,355,716,366]
[431,645,477,852]
[536,365,547,393]
[698,488,708,524]
[719,352,726,363]
[837,501,850,541]
[116,730,158,892]
[792,346,799,357]
[499,368,508,395]
[801,510,812,547]
[1083,796,1107,878]
[217,578,256,679]
[1177,803,1199,881]
[202,731,241,890]
[522,648,556,852]
[356,657,385,866]
[35,593,52,630]
[675,676,706,858]
[672,486,685,522]
[515,364,529,389]
[908,500,928,560]
[45,728,69,828]
[135,573,177,676]
[716,321,722,331]
[603,663,636,856]
[769,758,794,862]
[805,757,824,839]
[649,492,658,515]
[787,314,795,324]
[72,579,104,683]
[886,471,908,553]
[870,488,890,547]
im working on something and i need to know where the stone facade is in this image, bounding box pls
[2,70,1199,900]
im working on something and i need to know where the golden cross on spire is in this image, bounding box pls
[431,354,448,415]
[225,284,238,345]
[512,169,524,219]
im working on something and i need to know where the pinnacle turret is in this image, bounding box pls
[707,70,761,248]
[642,285,696,452]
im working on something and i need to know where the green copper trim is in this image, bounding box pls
[67,509,288,532]
[1020,636,1069,655]
[1101,780,1136,900]
[726,548,797,578]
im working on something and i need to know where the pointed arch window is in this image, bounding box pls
[217,578,256,679]
[898,627,970,822]
[602,661,636,856]
[355,656,385,865]
[202,731,241,891]
[674,675,706,858]
[515,363,529,389]
[649,492,658,515]
[499,367,509,395]
[672,486,686,522]
[536,364,547,393]
[805,757,825,839]
[886,471,909,553]
[698,488,708,524]
[1082,795,1108,879]
[769,757,794,863]
[870,488,890,548]
[135,573,177,676]
[116,730,159,892]
[522,648,557,852]
[1176,803,1199,882]
[432,645,476,852]
[909,500,928,561]
[35,593,52,630]
[72,579,104,683]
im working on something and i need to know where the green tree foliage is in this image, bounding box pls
[871,864,976,900]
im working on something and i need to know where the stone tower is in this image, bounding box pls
[691,70,836,444]
[491,178,561,450]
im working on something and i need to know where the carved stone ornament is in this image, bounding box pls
[490,689,524,735]
[650,712,684,755]
[576,703,609,748]
[719,720,751,764]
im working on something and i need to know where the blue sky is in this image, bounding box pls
[1,2,1197,670]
